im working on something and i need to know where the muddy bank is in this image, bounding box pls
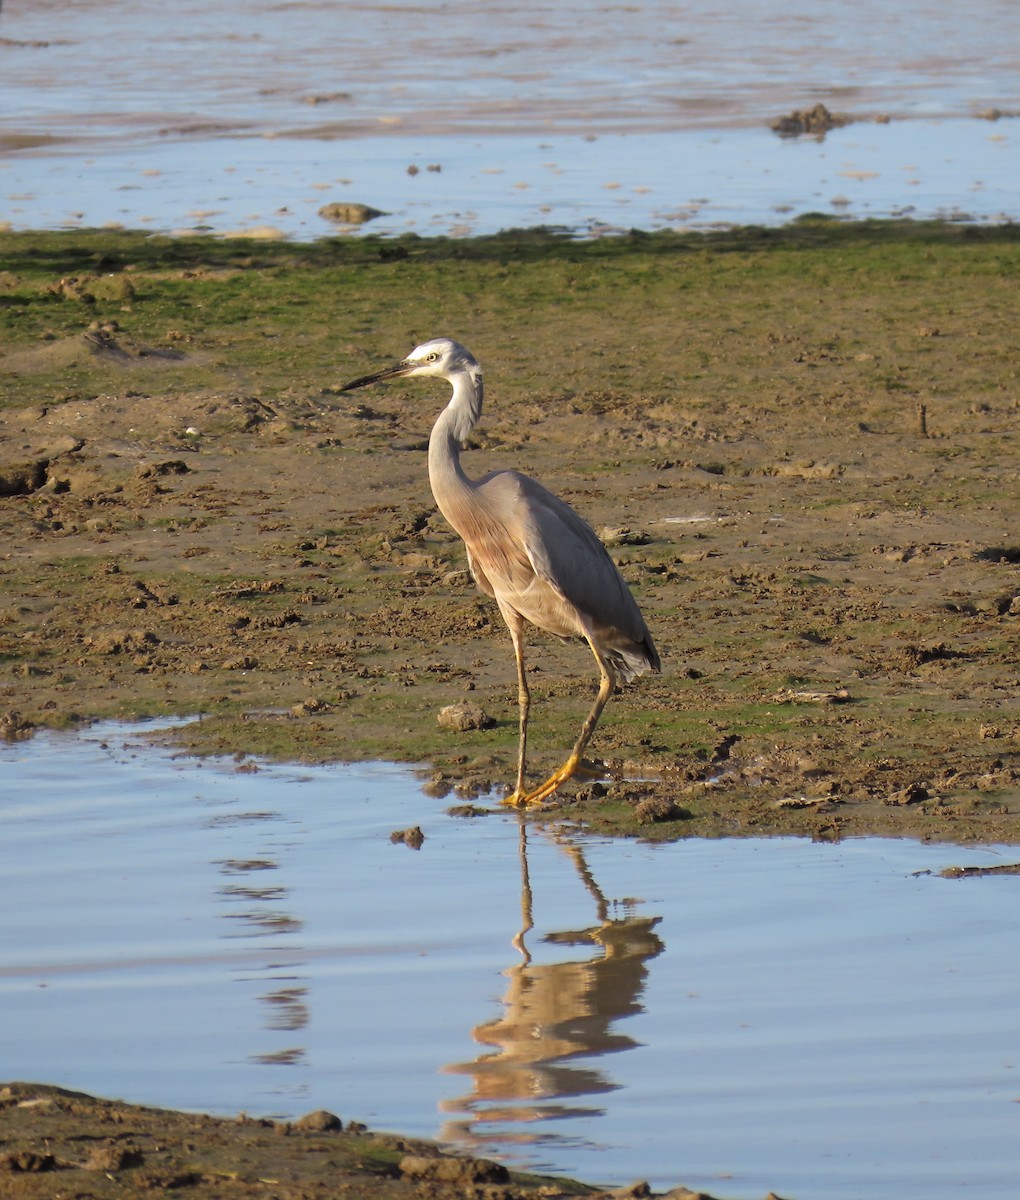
[0,1083,602,1200]
[0,1083,767,1200]
[1,222,1018,844]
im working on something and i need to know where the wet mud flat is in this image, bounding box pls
[0,1083,775,1200]
[1,220,1019,844]
[0,1083,604,1200]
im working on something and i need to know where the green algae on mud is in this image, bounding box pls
[1,220,1018,844]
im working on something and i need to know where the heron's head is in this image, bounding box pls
[340,337,480,391]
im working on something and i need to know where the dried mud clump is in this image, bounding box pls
[390,825,426,849]
[292,1108,343,1132]
[318,201,386,224]
[0,1151,58,1173]
[0,711,35,742]
[437,701,495,732]
[83,1144,145,1171]
[0,459,48,495]
[399,1152,509,1185]
[86,629,161,656]
[634,794,693,824]
[770,102,853,137]
[0,434,84,496]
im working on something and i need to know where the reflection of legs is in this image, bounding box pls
[561,841,609,923]
[500,609,532,807]
[516,637,616,808]
[511,816,534,963]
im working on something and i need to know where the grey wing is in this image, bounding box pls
[500,471,652,645]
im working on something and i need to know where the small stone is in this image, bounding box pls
[1,711,35,742]
[318,202,386,224]
[399,1154,508,1184]
[294,1109,342,1132]
[599,526,651,547]
[390,826,425,849]
[634,796,691,824]
[135,459,191,479]
[223,655,258,671]
[437,702,495,732]
[770,103,850,137]
[885,784,930,807]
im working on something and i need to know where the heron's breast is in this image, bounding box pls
[456,510,581,638]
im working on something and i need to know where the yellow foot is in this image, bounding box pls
[505,755,585,808]
[501,759,608,808]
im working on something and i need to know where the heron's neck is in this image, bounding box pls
[428,369,483,519]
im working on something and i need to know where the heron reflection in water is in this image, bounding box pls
[439,821,663,1150]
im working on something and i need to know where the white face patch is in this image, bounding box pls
[407,341,445,365]
[410,337,452,358]
[405,338,475,375]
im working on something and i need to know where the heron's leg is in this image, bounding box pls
[516,638,616,807]
[499,608,532,807]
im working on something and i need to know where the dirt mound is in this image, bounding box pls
[0,322,189,375]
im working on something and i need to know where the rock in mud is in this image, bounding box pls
[0,711,35,742]
[318,202,386,224]
[293,1108,342,1132]
[437,701,495,732]
[45,275,96,303]
[390,825,425,849]
[599,525,652,546]
[136,459,191,480]
[634,795,692,824]
[398,1153,508,1184]
[770,102,851,137]
[87,630,160,656]
[886,784,930,806]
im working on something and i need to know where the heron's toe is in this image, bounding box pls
[514,754,582,807]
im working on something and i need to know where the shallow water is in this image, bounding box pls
[1,0,1018,236]
[1,721,1018,1198]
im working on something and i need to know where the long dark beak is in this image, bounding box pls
[338,360,412,392]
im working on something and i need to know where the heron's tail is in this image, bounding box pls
[604,632,660,684]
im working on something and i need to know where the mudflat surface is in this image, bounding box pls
[1,222,1018,844]
[0,1083,608,1200]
